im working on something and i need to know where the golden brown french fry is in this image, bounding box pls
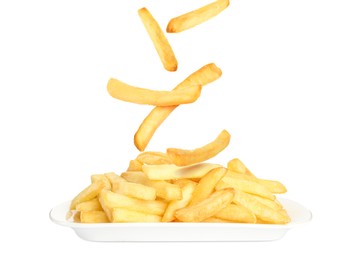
[91,174,111,190]
[136,151,172,165]
[70,181,106,210]
[98,189,167,216]
[150,180,182,201]
[166,0,230,33]
[233,190,290,224]
[143,163,220,180]
[214,203,256,223]
[175,188,234,222]
[216,175,275,200]
[121,171,151,186]
[134,63,222,152]
[80,211,109,223]
[227,158,256,178]
[162,180,197,222]
[112,179,157,200]
[202,217,233,223]
[138,7,178,72]
[127,160,143,172]
[167,130,231,166]
[244,193,283,211]
[75,198,103,211]
[107,78,201,106]
[112,208,161,222]
[189,167,227,206]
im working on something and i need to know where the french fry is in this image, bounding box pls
[189,167,227,206]
[70,181,106,210]
[175,188,234,222]
[121,171,151,186]
[150,180,182,201]
[98,189,167,216]
[233,190,290,224]
[162,180,197,222]
[112,179,157,200]
[202,217,233,223]
[143,163,220,180]
[214,203,256,223]
[166,0,230,33]
[138,7,178,72]
[107,78,201,106]
[243,193,283,211]
[134,63,222,151]
[91,174,112,190]
[216,175,276,200]
[76,198,103,211]
[167,130,231,166]
[227,158,256,178]
[112,208,161,223]
[136,151,172,165]
[80,211,109,223]
[127,160,143,172]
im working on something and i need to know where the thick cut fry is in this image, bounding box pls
[202,217,233,223]
[217,175,275,200]
[166,0,230,33]
[175,188,234,222]
[138,7,178,71]
[80,211,109,223]
[150,180,182,201]
[134,63,222,151]
[162,181,197,222]
[107,78,201,106]
[127,160,143,172]
[112,208,161,222]
[136,151,172,165]
[189,167,226,206]
[112,179,157,200]
[70,181,105,210]
[227,158,256,178]
[214,203,256,223]
[143,163,220,180]
[98,190,167,216]
[121,171,151,186]
[244,193,283,211]
[91,174,111,190]
[75,198,103,211]
[233,190,290,224]
[167,130,231,166]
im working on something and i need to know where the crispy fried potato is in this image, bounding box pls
[91,174,112,190]
[75,198,103,211]
[127,160,143,172]
[167,130,230,166]
[138,7,178,71]
[227,158,256,178]
[107,78,201,106]
[98,190,167,216]
[136,151,172,165]
[143,163,220,180]
[202,217,233,223]
[216,175,275,200]
[189,167,226,206]
[214,203,256,223]
[175,188,234,222]
[166,0,230,33]
[70,181,106,210]
[162,180,197,222]
[150,180,182,201]
[233,190,290,224]
[112,208,161,222]
[112,179,157,200]
[134,63,222,151]
[121,171,151,186]
[80,211,109,223]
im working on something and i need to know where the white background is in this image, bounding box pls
[1,0,363,258]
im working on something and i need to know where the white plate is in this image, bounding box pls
[49,198,311,242]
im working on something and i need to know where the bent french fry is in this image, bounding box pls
[214,203,256,223]
[227,158,256,178]
[138,7,178,72]
[134,63,222,151]
[107,78,201,106]
[167,130,231,166]
[189,167,227,206]
[136,151,172,165]
[175,188,234,222]
[80,211,109,223]
[76,198,103,211]
[70,181,106,210]
[112,208,161,222]
[143,163,220,180]
[166,0,230,33]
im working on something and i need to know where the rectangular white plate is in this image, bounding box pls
[50,198,311,242]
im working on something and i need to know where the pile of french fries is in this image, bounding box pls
[69,0,291,225]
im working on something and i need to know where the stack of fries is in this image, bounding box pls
[69,0,291,225]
